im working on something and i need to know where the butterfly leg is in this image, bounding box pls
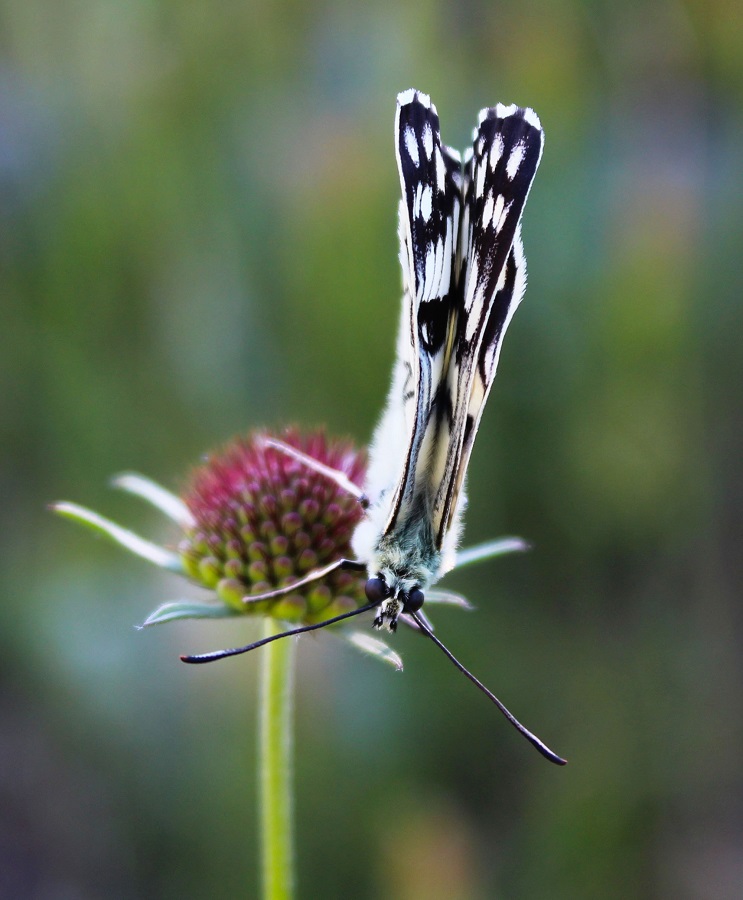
[260,437,369,508]
[242,557,367,608]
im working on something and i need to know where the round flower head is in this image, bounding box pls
[180,430,367,624]
[52,428,403,670]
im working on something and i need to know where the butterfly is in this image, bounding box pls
[183,90,565,765]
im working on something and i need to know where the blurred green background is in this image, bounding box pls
[2,1,742,897]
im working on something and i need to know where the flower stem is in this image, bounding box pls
[259,618,296,900]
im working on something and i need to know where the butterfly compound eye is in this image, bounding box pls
[405,588,424,613]
[365,578,388,604]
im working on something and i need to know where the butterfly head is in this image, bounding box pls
[365,574,424,632]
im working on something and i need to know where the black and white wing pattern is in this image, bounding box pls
[433,104,544,548]
[366,89,464,540]
[357,89,543,580]
[392,92,542,550]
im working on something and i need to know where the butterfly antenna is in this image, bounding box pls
[410,612,567,765]
[181,601,379,664]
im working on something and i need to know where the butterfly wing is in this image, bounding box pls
[364,89,463,540]
[358,93,543,581]
[432,105,544,549]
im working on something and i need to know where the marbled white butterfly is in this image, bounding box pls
[184,90,565,765]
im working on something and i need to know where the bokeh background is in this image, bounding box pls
[2,1,742,897]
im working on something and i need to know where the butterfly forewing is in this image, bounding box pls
[432,105,544,547]
[380,90,463,538]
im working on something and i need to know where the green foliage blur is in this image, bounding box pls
[2,1,742,897]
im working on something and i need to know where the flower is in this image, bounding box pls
[51,428,404,670]
[179,429,367,623]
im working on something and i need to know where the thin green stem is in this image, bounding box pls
[259,618,296,900]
